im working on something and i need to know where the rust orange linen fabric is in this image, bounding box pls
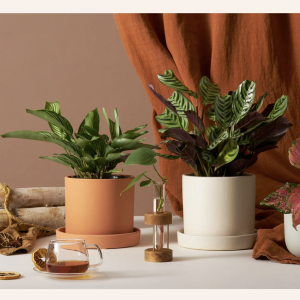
[114,14,300,220]
[253,224,300,265]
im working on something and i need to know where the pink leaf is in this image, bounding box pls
[289,138,300,169]
[260,183,296,213]
[287,184,300,230]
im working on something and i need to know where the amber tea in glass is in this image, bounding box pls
[46,239,103,274]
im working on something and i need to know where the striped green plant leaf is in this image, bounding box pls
[207,127,229,150]
[232,80,256,124]
[78,108,100,134]
[215,139,239,167]
[1,130,80,156]
[252,93,269,112]
[82,156,96,167]
[155,107,182,129]
[26,109,73,136]
[205,124,217,140]
[123,124,147,134]
[44,101,68,140]
[39,131,61,140]
[201,150,216,164]
[157,70,198,98]
[39,155,73,168]
[239,131,252,146]
[198,76,220,106]
[266,95,288,122]
[56,153,84,168]
[215,93,233,128]
[167,91,195,131]
[119,130,148,140]
[102,108,122,140]
[59,140,81,157]
[206,105,216,121]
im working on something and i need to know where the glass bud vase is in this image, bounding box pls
[153,182,165,250]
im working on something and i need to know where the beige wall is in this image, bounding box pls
[0,14,170,215]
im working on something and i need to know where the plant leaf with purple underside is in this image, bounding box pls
[180,142,197,168]
[228,158,250,174]
[249,116,292,150]
[166,140,185,155]
[286,184,300,229]
[229,145,277,174]
[260,182,297,213]
[235,111,267,130]
[289,138,300,169]
[163,128,195,145]
[190,134,207,149]
[261,104,274,117]
[147,84,177,114]
[184,110,205,134]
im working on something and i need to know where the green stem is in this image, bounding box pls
[153,164,164,181]
[196,150,208,177]
[74,166,83,178]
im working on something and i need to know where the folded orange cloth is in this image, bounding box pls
[253,223,300,265]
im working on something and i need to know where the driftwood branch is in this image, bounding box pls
[0,187,65,209]
[0,206,65,230]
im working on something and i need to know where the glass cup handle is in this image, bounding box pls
[86,244,103,268]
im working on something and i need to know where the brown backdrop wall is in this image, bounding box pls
[0,14,168,215]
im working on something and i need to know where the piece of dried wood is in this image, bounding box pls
[0,206,65,230]
[0,187,65,209]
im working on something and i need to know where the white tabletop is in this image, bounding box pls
[1,216,299,289]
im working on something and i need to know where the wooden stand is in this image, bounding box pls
[144,211,173,263]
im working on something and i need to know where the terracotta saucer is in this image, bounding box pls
[56,227,141,249]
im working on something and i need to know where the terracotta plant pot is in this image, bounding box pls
[65,175,135,235]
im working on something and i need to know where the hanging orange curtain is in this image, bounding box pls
[114,13,300,227]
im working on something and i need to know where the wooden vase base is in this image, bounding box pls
[144,248,173,262]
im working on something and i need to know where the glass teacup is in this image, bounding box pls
[46,239,103,273]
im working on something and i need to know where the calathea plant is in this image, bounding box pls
[148,70,292,177]
[261,139,300,229]
[1,101,173,179]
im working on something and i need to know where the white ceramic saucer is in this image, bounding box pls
[33,266,99,278]
[177,229,257,250]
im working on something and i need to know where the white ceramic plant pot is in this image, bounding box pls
[284,214,300,257]
[178,173,257,250]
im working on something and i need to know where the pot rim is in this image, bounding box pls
[65,174,134,180]
[182,172,255,179]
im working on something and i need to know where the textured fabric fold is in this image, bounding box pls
[253,224,300,265]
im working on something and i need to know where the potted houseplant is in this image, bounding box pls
[1,101,176,248]
[148,70,292,250]
[261,138,300,257]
